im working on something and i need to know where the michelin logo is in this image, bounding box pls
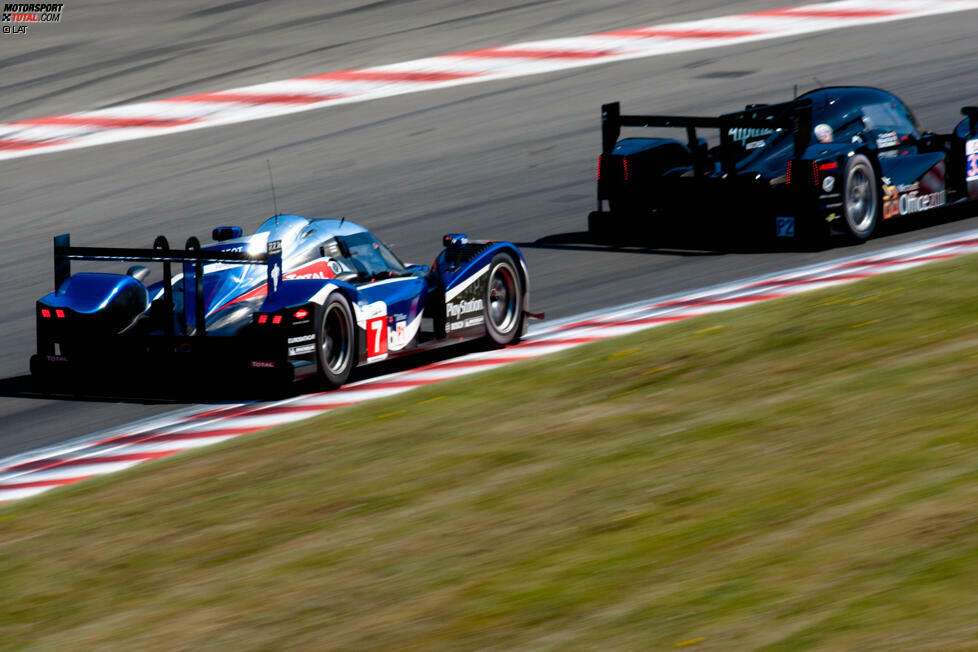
[447,298,483,319]
[288,344,315,356]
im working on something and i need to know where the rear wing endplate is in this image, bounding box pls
[52,234,283,337]
[601,100,813,176]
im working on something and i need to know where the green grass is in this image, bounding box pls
[3,256,978,650]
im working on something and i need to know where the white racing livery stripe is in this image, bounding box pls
[5,227,978,502]
[1,0,976,160]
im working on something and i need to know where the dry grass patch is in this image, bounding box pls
[3,255,978,649]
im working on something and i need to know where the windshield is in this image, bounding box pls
[335,231,406,279]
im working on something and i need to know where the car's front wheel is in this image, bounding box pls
[484,253,523,347]
[842,154,880,241]
[316,293,356,389]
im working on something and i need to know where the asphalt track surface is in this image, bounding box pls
[1,1,976,458]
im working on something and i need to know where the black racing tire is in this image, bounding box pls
[316,292,356,389]
[484,253,524,347]
[587,210,614,242]
[842,154,880,241]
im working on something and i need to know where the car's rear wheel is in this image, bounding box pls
[484,254,523,347]
[843,154,879,241]
[316,293,355,389]
[587,210,615,242]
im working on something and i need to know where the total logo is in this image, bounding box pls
[447,298,483,319]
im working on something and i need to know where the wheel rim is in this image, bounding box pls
[846,164,875,232]
[322,303,351,375]
[488,263,518,334]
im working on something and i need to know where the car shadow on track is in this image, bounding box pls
[0,339,493,406]
[523,205,978,256]
[516,229,836,255]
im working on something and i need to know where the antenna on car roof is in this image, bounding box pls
[339,216,345,226]
[793,84,798,99]
[266,159,280,226]
[812,76,824,88]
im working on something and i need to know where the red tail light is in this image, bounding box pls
[819,161,838,171]
[596,154,604,181]
[622,157,631,181]
[55,309,66,319]
[786,160,820,186]
[257,314,268,324]
[40,308,51,318]
[293,309,309,319]
[272,315,283,324]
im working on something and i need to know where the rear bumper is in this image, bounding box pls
[597,176,838,238]
[31,333,317,385]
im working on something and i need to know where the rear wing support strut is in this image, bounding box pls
[600,100,813,176]
[52,234,283,337]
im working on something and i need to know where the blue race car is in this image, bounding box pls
[32,214,531,389]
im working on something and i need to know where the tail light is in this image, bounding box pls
[293,309,309,319]
[55,309,66,319]
[272,315,283,324]
[40,308,51,318]
[257,314,268,324]
[786,160,820,186]
[598,155,631,182]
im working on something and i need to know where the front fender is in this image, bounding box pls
[435,241,530,334]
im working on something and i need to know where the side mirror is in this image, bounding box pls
[126,265,150,283]
[442,233,468,248]
[962,107,978,136]
[212,226,243,242]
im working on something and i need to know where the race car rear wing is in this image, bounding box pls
[52,233,283,337]
[601,100,813,177]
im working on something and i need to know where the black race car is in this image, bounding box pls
[588,86,978,243]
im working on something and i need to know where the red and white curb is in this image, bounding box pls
[2,0,976,160]
[4,227,978,502]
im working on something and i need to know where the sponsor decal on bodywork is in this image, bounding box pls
[728,126,775,144]
[814,123,833,144]
[283,259,337,281]
[386,314,422,350]
[447,298,483,319]
[881,161,946,219]
[288,344,316,356]
[445,265,488,333]
[876,131,898,148]
[966,139,978,183]
[883,181,946,219]
[354,300,388,361]
[775,217,795,238]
